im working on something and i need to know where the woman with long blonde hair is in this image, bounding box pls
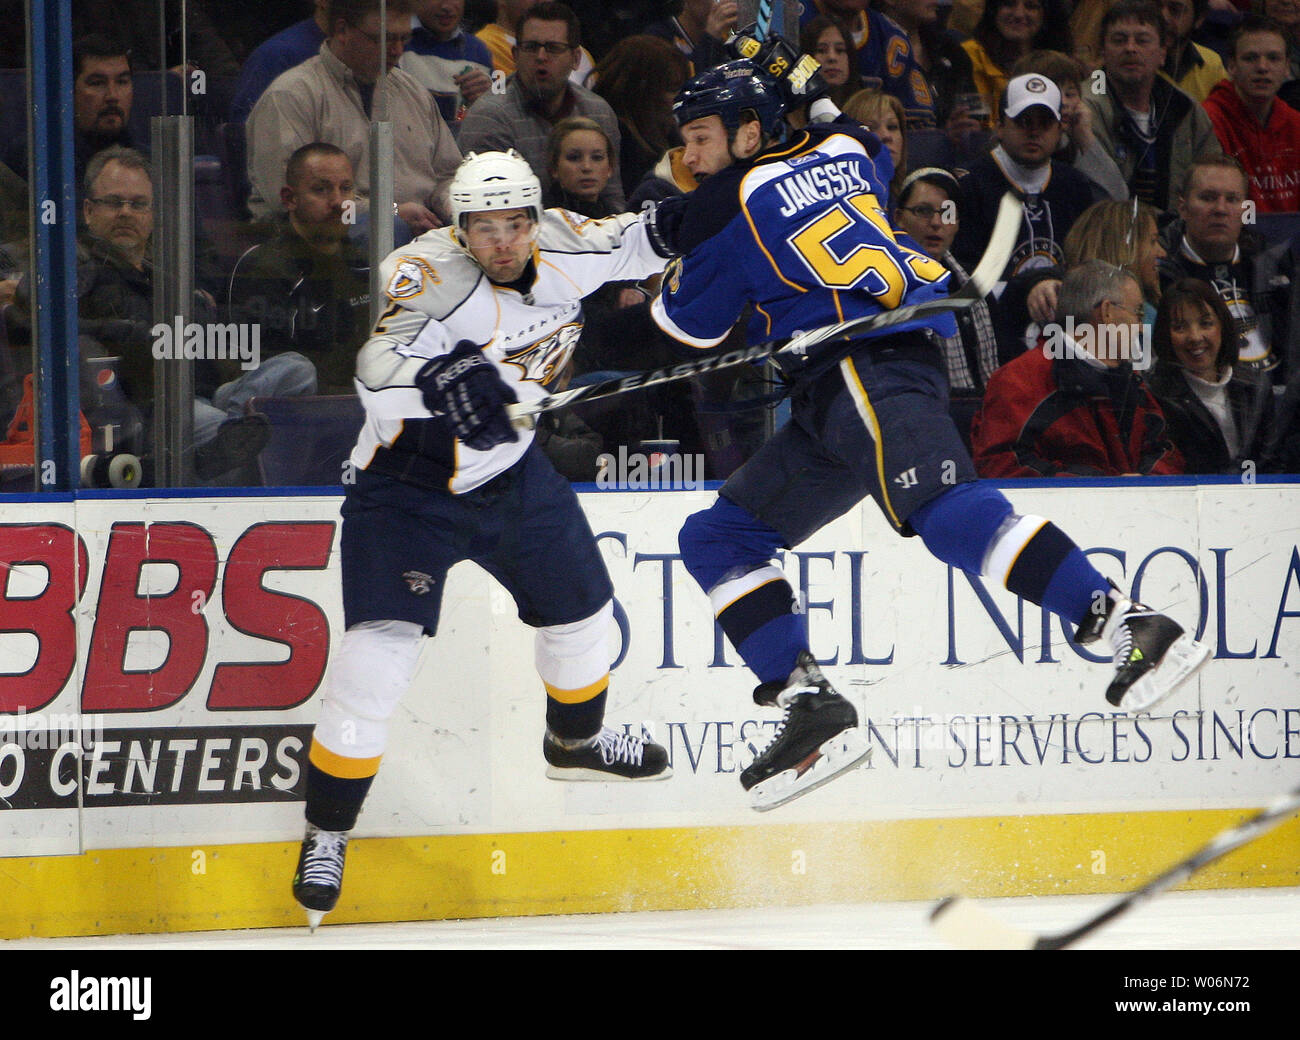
[1001,198,1166,352]
[1061,199,1165,312]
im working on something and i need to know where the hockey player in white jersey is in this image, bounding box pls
[292,150,679,929]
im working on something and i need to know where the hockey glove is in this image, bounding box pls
[416,340,519,452]
[730,32,829,113]
[642,195,689,258]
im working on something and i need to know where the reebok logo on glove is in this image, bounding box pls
[435,354,486,388]
[416,341,519,452]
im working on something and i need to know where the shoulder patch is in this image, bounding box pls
[556,209,594,234]
[665,257,683,295]
[387,256,441,300]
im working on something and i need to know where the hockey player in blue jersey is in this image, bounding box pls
[649,46,1209,811]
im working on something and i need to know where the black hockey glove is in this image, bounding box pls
[642,195,689,258]
[416,340,519,452]
[729,31,829,113]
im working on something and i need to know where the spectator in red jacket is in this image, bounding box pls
[1203,15,1300,213]
[972,260,1185,476]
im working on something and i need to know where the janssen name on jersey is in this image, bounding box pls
[651,122,954,361]
[771,158,877,218]
[354,209,667,493]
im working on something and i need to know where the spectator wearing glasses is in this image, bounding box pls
[10,148,313,481]
[458,2,624,211]
[246,0,462,233]
[893,167,1003,401]
[1000,197,1167,358]
[971,260,1184,477]
[476,0,596,83]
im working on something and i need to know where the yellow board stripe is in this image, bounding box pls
[839,356,903,530]
[543,676,609,704]
[308,740,382,780]
[1,809,1295,938]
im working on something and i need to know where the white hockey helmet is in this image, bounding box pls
[449,149,543,231]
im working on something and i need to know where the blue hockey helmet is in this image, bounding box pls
[672,59,786,137]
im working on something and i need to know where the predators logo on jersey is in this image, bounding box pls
[387,257,441,300]
[502,322,582,386]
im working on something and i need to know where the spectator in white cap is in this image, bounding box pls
[952,71,1107,295]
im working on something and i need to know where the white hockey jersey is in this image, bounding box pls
[353,208,668,493]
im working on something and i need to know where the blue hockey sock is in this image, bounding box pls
[912,483,1110,628]
[680,497,807,683]
[729,596,808,685]
[1017,528,1112,628]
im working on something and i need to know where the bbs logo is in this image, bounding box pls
[503,323,582,384]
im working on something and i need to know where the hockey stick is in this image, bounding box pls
[508,192,1023,428]
[930,785,1300,950]
[753,0,775,40]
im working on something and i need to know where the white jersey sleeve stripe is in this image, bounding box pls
[650,292,732,349]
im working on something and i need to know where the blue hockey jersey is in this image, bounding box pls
[650,119,954,364]
[799,3,936,128]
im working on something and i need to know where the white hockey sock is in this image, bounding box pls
[535,600,614,700]
[313,619,425,762]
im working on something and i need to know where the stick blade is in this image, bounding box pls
[930,895,1039,950]
[965,193,1023,299]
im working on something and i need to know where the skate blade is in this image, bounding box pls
[545,765,674,782]
[1119,634,1210,713]
[748,728,873,812]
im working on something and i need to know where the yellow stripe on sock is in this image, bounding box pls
[543,677,609,704]
[308,739,382,780]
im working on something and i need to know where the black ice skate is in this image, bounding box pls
[292,824,349,932]
[1078,585,1210,713]
[741,651,872,812]
[544,725,672,781]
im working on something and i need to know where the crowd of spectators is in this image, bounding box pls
[1,0,1299,486]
